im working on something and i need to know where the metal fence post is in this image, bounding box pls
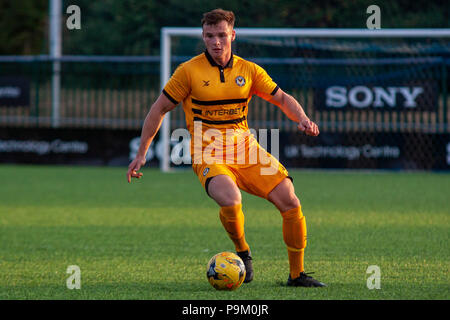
[442,60,448,132]
[160,28,171,172]
[49,0,62,127]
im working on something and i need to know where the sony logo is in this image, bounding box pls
[325,86,424,108]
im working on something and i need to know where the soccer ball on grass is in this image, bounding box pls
[206,252,246,290]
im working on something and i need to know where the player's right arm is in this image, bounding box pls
[126,93,177,183]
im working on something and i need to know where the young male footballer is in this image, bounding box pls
[127,8,326,287]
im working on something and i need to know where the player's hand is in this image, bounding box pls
[127,156,146,183]
[298,118,319,136]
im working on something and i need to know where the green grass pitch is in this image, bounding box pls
[0,164,448,300]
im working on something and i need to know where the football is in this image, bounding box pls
[206,252,246,290]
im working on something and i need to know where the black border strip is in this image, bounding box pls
[0,300,445,318]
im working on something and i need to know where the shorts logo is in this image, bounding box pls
[203,167,210,176]
[235,76,246,87]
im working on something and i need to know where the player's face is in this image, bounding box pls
[202,21,236,66]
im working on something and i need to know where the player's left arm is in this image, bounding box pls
[269,89,319,136]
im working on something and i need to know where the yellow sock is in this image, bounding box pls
[280,206,307,279]
[219,204,250,253]
[287,249,305,279]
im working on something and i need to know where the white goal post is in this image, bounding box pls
[159,27,450,172]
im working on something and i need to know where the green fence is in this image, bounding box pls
[0,56,160,129]
[0,55,448,134]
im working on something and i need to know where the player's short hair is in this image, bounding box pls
[201,8,235,28]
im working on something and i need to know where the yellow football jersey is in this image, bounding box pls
[163,50,279,164]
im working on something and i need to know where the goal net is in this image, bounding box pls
[160,28,450,171]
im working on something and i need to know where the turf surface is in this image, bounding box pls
[0,165,448,299]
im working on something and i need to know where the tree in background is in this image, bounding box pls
[0,0,448,55]
[0,0,48,54]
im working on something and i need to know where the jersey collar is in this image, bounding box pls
[204,49,234,69]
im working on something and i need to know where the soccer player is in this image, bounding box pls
[127,8,326,287]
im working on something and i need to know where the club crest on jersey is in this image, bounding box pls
[235,76,246,87]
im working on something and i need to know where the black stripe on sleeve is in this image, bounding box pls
[162,89,179,105]
[205,177,213,197]
[270,85,280,96]
[192,108,202,115]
